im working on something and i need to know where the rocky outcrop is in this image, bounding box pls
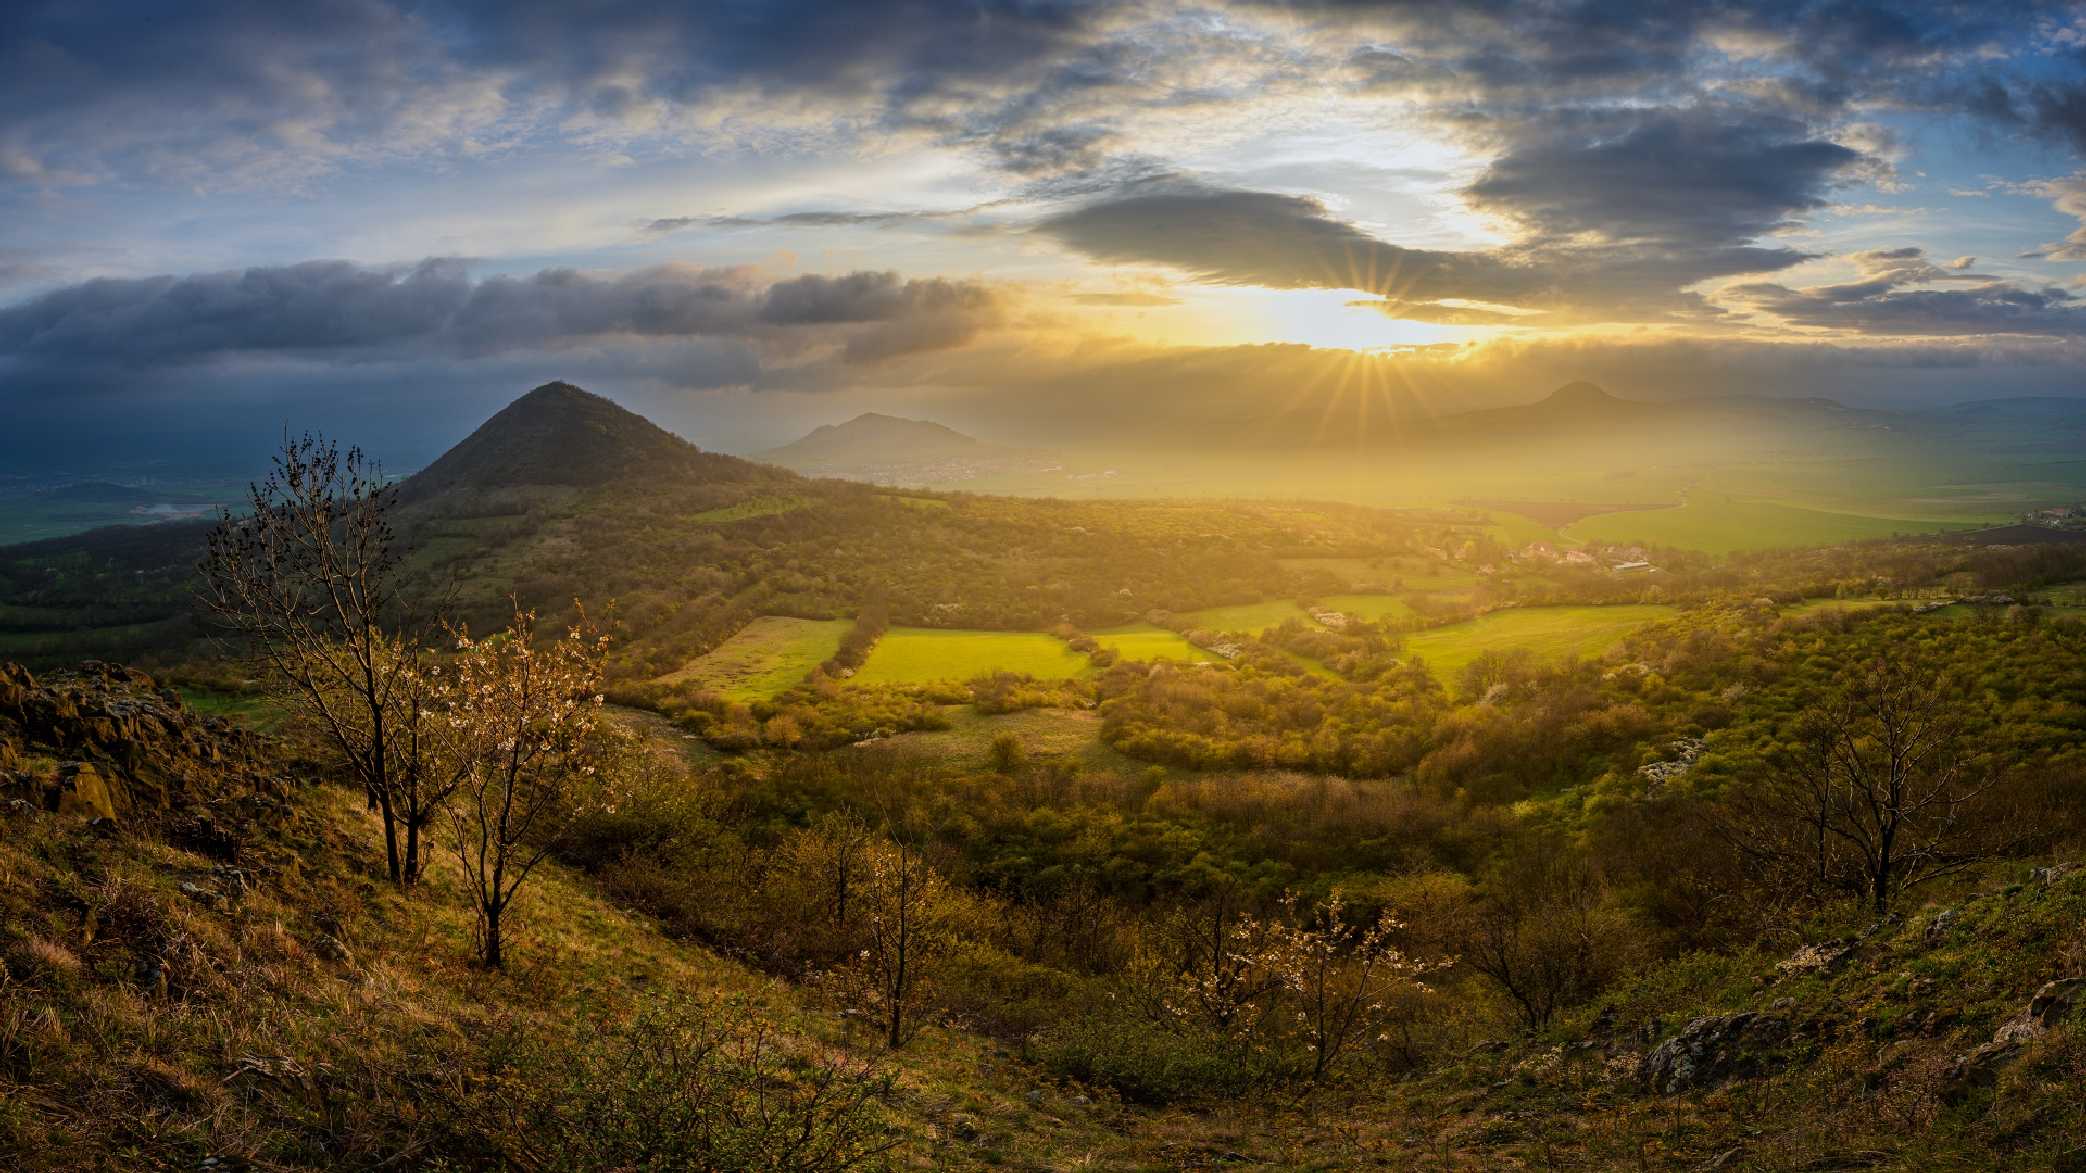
[1946,977,2086,1097]
[1639,1012,1789,1094]
[1778,939,1856,978]
[0,661,288,840]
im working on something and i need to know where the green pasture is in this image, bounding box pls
[654,616,850,700]
[1315,593,1420,624]
[1401,604,1679,684]
[1090,623,1211,663]
[1181,600,1317,634]
[852,627,1094,685]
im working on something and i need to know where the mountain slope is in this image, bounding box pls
[400,381,785,501]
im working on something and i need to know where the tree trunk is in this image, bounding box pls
[483,903,504,969]
[403,815,421,888]
[377,789,402,884]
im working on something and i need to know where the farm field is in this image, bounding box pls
[1564,496,1976,555]
[852,627,1094,685]
[1182,600,1317,634]
[1316,593,1420,624]
[1402,604,1679,683]
[653,616,850,700]
[863,706,1138,771]
[1481,511,1572,550]
[1090,623,1211,663]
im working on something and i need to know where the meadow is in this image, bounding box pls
[1400,603,1679,683]
[851,627,1095,685]
[1180,599,1317,633]
[652,615,850,700]
[1090,623,1211,663]
[1564,496,1977,554]
[1315,593,1420,623]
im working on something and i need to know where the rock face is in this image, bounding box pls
[0,661,287,838]
[1640,1012,1789,1094]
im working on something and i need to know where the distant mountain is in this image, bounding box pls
[757,412,1048,486]
[40,481,161,504]
[1421,380,1892,442]
[399,381,781,501]
[761,413,1004,468]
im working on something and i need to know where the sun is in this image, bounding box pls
[1182,286,1499,352]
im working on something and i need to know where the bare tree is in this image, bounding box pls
[1461,854,1635,1032]
[200,434,454,885]
[855,831,955,1049]
[815,809,874,929]
[436,604,611,968]
[1718,656,2014,916]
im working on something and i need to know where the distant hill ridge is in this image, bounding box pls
[760,411,1007,469]
[399,381,782,500]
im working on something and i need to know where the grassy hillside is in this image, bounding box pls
[654,615,853,700]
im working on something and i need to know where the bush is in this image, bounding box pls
[1030,1008,1258,1104]
[472,994,900,1171]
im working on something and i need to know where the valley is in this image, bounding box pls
[9,381,2086,1171]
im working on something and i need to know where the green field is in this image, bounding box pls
[689,495,811,524]
[1564,497,1975,555]
[866,705,1137,771]
[1401,604,1679,683]
[852,627,1095,685]
[1315,593,1420,624]
[1090,623,1212,663]
[2037,581,2086,606]
[1182,600,1317,634]
[1482,511,1572,549]
[654,616,850,700]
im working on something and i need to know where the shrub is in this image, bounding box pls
[472,994,900,1171]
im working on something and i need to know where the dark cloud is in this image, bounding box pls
[1464,110,1861,246]
[0,259,1001,371]
[1037,185,1519,300]
[1035,177,1821,321]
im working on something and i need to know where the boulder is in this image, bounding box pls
[1639,1012,1789,1094]
[1778,939,1855,978]
[2033,862,2081,887]
[55,762,120,822]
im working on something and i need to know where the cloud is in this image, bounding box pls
[1724,245,2086,336]
[1034,170,1828,323]
[2014,173,2086,261]
[1463,109,1861,246]
[0,259,1002,372]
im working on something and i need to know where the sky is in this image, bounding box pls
[4,0,2086,469]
